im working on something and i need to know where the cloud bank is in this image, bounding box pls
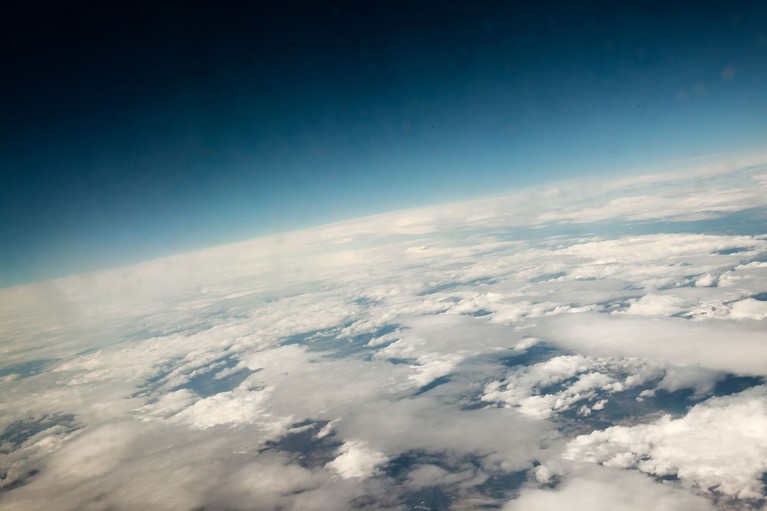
[0,160,766,509]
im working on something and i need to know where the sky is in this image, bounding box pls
[2,0,767,286]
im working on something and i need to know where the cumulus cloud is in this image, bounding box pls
[482,353,664,419]
[656,365,725,396]
[503,466,715,511]
[564,385,767,499]
[695,273,717,287]
[622,293,686,316]
[729,298,767,320]
[172,388,290,433]
[325,441,388,479]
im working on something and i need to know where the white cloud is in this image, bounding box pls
[536,188,765,225]
[0,158,766,509]
[0,421,341,511]
[535,313,767,376]
[407,354,462,386]
[656,365,725,396]
[729,298,767,320]
[503,466,715,511]
[138,389,198,419]
[554,234,764,266]
[482,354,657,419]
[695,273,717,287]
[622,293,685,316]
[333,396,555,475]
[172,388,291,434]
[564,385,767,499]
[325,441,388,479]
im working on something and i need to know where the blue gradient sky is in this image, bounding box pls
[2,1,766,286]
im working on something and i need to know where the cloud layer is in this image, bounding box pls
[0,160,766,509]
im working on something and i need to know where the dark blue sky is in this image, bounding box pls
[2,1,766,286]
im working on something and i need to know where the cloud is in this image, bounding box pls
[0,159,766,509]
[503,466,715,511]
[172,388,290,433]
[656,365,725,396]
[535,313,767,377]
[564,385,767,499]
[325,441,388,479]
[482,353,662,419]
[729,298,767,320]
[622,294,686,316]
[694,273,717,287]
[138,389,198,419]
